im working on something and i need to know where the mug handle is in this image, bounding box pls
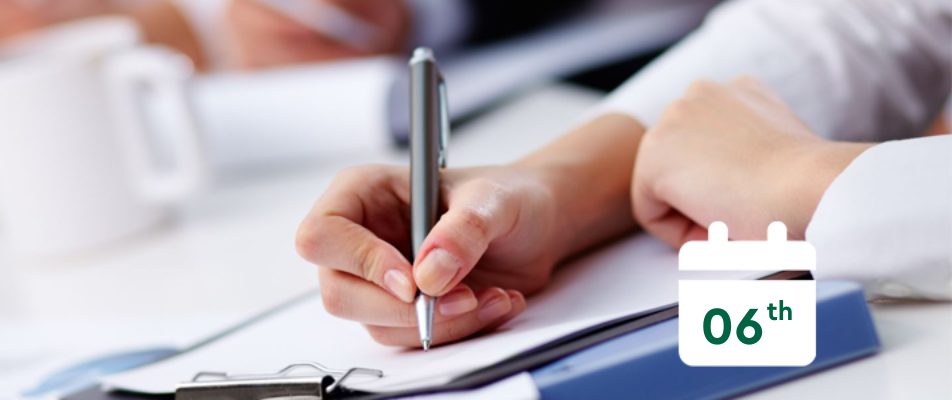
[104,46,205,203]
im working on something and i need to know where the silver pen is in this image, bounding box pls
[409,47,449,351]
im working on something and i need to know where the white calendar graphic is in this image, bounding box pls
[678,222,816,366]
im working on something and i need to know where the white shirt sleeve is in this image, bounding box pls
[591,0,952,142]
[807,135,952,301]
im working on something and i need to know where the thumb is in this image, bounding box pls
[413,180,518,296]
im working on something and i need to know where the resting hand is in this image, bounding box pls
[632,77,872,246]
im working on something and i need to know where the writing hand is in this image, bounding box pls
[296,164,568,347]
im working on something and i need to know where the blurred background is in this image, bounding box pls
[0,0,728,397]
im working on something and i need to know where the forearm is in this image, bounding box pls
[515,113,644,260]
[117,1,207,70]
[0,0,109,40]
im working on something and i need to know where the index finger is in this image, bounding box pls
[296,167,415,302]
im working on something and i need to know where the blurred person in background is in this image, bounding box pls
[0,0,595,70]
[220,0,592,69]
[0,0,207,67]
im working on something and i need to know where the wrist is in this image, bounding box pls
[514,113,645,260]
[780,139,873,238]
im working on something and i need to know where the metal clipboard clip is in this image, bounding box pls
[175,362,383,400]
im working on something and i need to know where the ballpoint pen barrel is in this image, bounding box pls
[409,47,444,350]
[409,50,441,254]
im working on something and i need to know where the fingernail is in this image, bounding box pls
[384,269,414,302]
[417,248,461,294]
[478,292,511,322]
[438,286,477,316]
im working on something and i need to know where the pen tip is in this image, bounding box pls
[422,339,431,352]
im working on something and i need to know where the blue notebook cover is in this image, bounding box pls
[532,281,880,400]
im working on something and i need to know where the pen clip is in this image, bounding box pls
[437,75,449,169]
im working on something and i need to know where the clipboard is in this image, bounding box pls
[64,271,808,400]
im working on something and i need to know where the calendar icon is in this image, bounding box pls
[678,221,816,366]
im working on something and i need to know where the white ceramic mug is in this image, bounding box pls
[0,17,205,256]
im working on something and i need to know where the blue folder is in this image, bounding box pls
[531,281,880,399]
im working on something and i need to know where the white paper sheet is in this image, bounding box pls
[101,234,758,394]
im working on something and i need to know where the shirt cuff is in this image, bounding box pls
[806,135,952,300]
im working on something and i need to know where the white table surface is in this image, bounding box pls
[1,83,949,399]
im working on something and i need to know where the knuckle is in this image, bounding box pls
[334,165,373,184]
[455,207,492,245]
[629,179,648,218]
[468,177,505,194]
[294,218,322,261]
[333,164,391,186]
[331,164,402,194]
[295,216,338,266]
[656,99,693,127]
[631,190,652,226]
[668,98,694,115]
[320,282,346,318]
[401,304,416,327]
[353,239,381,281]
[365,326,396,346]
[687,79,719,95]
